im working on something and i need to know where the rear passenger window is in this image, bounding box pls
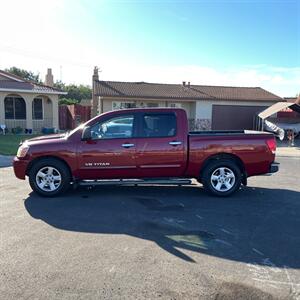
[141,114,176,137]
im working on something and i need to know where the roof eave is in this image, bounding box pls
[94,94,212,100]
[0,88,67,95]
[94,94,282,102]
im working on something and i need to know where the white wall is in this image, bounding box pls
[195,100,212,119]
[100,97,196,119]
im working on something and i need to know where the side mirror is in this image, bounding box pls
[81,126,91,141]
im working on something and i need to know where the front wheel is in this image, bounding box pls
[201,160,242,197]
[29,158,71,197]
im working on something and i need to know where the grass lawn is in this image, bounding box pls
[0,134,41,155]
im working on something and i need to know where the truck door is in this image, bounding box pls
[135,112,187,177]
[78,113,137,179]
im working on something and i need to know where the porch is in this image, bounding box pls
[0,92,59,133]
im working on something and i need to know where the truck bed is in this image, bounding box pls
[189,130,273,136]
[186,130,275,178]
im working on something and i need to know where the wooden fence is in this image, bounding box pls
[59,104,91,130]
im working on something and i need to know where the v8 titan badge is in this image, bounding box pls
[85,162,111,167]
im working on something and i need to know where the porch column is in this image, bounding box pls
[52,95,59,130]
[24,95,33,129]
[0,93,5,125]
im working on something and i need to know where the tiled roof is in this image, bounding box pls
[95,81,214,100]
[94,80,282,102]
[0,70,66,95]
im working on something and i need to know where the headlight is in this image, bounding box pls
[17,145,29,158]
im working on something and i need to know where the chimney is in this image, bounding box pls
[187,81,190,87]
[182,81,186,87]
[45,68,54,87]
[93,66,99,81]
[92,66,100,117]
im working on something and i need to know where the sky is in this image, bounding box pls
[0,0,299,97]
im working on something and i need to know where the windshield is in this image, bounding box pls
[66,123,86,137]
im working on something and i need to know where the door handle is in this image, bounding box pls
[122,143,135,148]
[169,141,182,146]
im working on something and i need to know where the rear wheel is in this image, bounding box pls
[201,160,242,197]
[29,158,71,197]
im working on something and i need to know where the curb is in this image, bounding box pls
[0,155,14,168]
[276,155,300,158]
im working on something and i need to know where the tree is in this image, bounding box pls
[54,81,92,105]
[5,66,41,83]
[58,98,79,105]
[64,84,92,101]
[53,80,65,90]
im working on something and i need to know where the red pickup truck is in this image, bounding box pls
[13,108,278,197]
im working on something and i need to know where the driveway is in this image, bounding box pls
[1,157,300,299]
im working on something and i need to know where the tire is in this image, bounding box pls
[29,158,71,197]
[201,159,242,197]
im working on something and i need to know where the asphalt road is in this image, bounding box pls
[1,157,300,299]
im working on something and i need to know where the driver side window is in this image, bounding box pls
[90,115,134,139]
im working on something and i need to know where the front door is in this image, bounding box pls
[78,114,137,179]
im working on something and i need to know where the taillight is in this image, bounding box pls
[266,138,276,155]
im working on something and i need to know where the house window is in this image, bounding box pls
[112,101,136,110]
[4,96,26,119]
[169,103,182,108]
[32,98,43,120]
[146,103,159,108]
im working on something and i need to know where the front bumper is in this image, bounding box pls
[269,162,279,174]
[13,156,29,180]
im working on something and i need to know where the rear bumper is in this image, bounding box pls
[269,162,279,174]
[13,157,29,180]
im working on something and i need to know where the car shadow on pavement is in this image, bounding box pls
[24,185,300,268]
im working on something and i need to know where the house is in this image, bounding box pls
[0,69,66,132]
[91,68,283,130]
[278,97,300,119]
[284,97,299,103]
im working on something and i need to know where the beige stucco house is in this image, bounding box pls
[91,68,283,130]
[0,69,66,132]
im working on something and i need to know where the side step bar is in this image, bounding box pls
[78,178,193,186]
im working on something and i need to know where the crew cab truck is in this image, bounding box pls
[13,108,279,197]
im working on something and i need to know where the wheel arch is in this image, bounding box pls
[200,153,247,185]
[26,155,72,179]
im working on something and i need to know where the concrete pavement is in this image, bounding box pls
[276,146,300,158]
